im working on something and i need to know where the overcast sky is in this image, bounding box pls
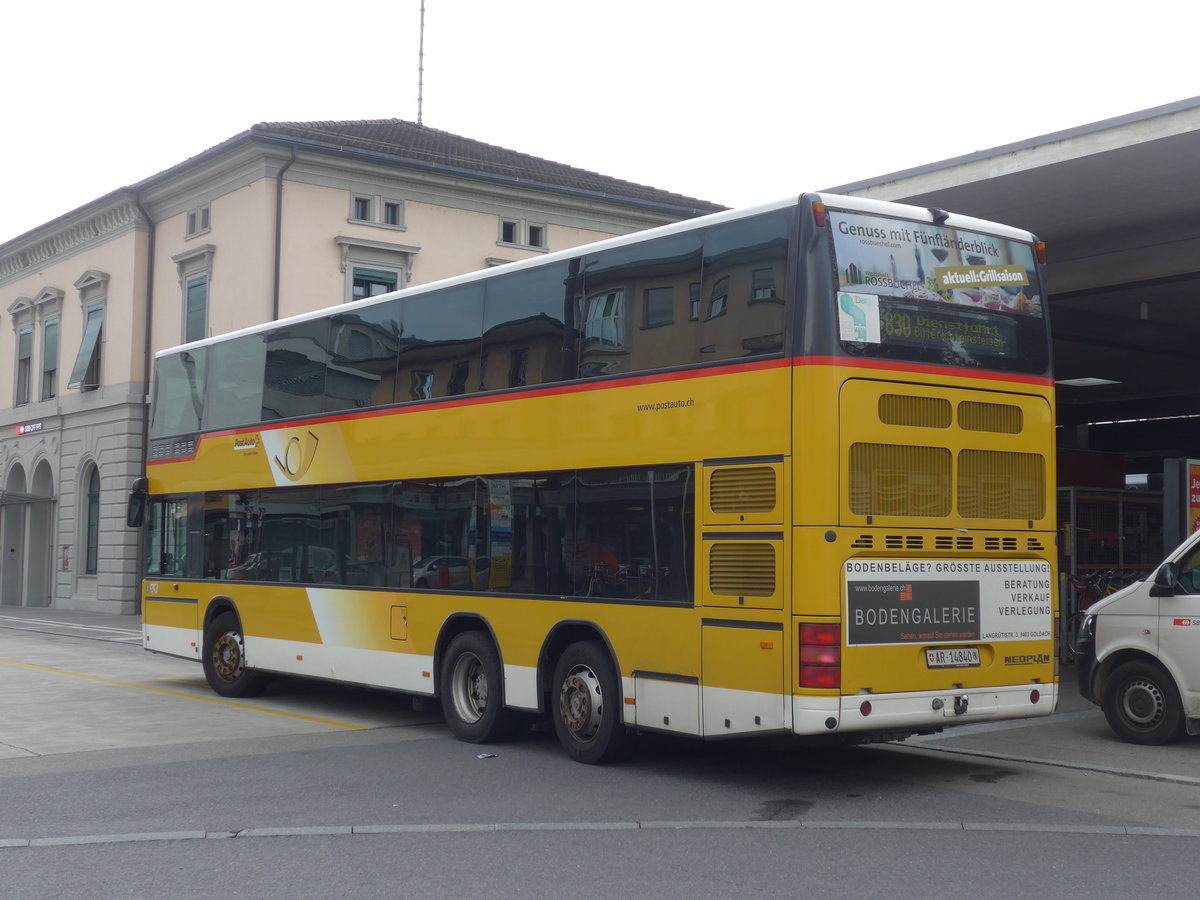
[2,0,1197,245]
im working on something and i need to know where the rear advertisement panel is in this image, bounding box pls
[845,559,1051,646]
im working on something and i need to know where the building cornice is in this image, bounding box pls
[0,197,146,287]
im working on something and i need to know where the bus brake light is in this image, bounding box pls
[799,622,841,689]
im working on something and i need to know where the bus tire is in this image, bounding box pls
[202,611,268,698]
[440,631,518,743]
[551,640,632,765]
[1102,660,1184,745]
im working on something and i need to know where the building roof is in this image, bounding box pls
[249,119,726,217]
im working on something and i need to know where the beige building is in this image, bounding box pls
[0,119,722,613]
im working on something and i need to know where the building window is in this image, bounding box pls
[15,325,32,406]
[185,276,208,343]
[186,205,211,238]
[498,219,548,250]
[337,236,417,303]
[69,303,104,391]
[84,465,100,575]
[584,290,624,347]
[644,287,674,328]
[40,319,58,401]
[708,276,730,319]
[383,201,403,227]
[352,196,373,222]
[751,268,777,301]
[172,246,215,344]
[352,268,398,302]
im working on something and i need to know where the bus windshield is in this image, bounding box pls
[829,208,1048,375]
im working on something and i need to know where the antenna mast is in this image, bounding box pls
[417,0,426,125]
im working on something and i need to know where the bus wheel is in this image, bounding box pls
[440,631,517,743]
[1102,661,1184,745]
[551,641,631,764]
[202,612,268,698]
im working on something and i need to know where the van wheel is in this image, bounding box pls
[440,631,518,743]
[551,640,632,764]
[1102,661,1184,745]
[202,612,268,698]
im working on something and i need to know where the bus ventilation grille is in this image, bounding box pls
[958,401,1023,434]
[848,535,1047,553]
[935,536,976,550]
[709,466,777,513]
[709,543,775,596]
[879,394,953,428]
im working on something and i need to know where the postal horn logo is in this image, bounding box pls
[274,430,319,482]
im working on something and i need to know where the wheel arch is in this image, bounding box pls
[1094,647,1175,703]
[536,620,620,716]
[433,613,501,700]
[203,595,240,632]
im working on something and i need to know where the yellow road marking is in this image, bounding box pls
[0,658,367,731]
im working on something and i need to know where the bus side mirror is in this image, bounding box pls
[127,477,148,528]
[1149,562,1176,597]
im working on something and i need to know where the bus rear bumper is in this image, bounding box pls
[792,682,1058,737]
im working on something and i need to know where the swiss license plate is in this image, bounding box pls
[926,647,980,669]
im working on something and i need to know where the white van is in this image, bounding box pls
[1076,533,1200,744]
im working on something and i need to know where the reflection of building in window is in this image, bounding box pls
[751,267,777,300]
[448,361,469,395]
[165,464,694,602]
[411,370,434,400]
[644,286,674,327]
[708,276,729,318]
[509,349,528,387]
[689,282,701,320]
[584,290,624,346]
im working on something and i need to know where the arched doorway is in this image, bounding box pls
[1,464,27,607]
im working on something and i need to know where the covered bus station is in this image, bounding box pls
[831,96,1200,604]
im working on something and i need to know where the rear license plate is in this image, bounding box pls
[926,647,980,668]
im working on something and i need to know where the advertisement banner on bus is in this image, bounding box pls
[844,559,1051,646]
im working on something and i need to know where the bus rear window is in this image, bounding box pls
[829,210,1048,374]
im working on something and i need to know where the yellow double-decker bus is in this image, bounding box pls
[132,193,1057,763]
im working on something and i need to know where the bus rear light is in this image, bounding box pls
[1030,689,1040,704]
[1035,241,1047,264]
[799,622,841,689]
[800,644,840,666]
[801,666,840,690]
[860,700,872,717]
[812,201,828,228]
[800,623,839,645]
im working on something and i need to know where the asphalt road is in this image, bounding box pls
[2,608,1199,899]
